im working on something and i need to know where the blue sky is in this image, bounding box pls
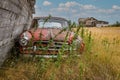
[34,0,120,24]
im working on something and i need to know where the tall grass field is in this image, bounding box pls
[0,27,120,80]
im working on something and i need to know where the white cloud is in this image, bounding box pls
[58,1,96,10]
[56,7,69,11]
[43,1,52,6]
[59,1,80,8]
[54,1,80,12]
[57,1,97,12]
[96,5,120,14]
[59,3,64,7]
[97,9,114,14]
[48,1,120,15]
[35,1,120,24]
[112,5,120,10]
[71,10,77,13]
[81,4,96,10]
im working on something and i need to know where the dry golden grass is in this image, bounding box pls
[87,27,120,55]
[0,27,120,80]
[83,27,120,80]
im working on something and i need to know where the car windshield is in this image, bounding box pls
[38,19,68,28]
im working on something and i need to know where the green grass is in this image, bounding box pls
[0,26,120,80]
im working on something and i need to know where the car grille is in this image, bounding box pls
[34,41,72,50]
[20,40,77,54]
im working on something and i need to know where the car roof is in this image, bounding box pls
[34,16,68,22]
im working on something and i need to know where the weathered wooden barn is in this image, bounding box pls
[0,0,35,66]
[78,17,109,27]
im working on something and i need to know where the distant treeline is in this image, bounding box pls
[110,21,120,27]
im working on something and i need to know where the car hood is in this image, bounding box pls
[29,28,72,41]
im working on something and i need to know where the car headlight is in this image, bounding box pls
[19,32,29,46]
[19,37,28,46]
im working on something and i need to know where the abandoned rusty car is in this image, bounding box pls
[18,17,85,55]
